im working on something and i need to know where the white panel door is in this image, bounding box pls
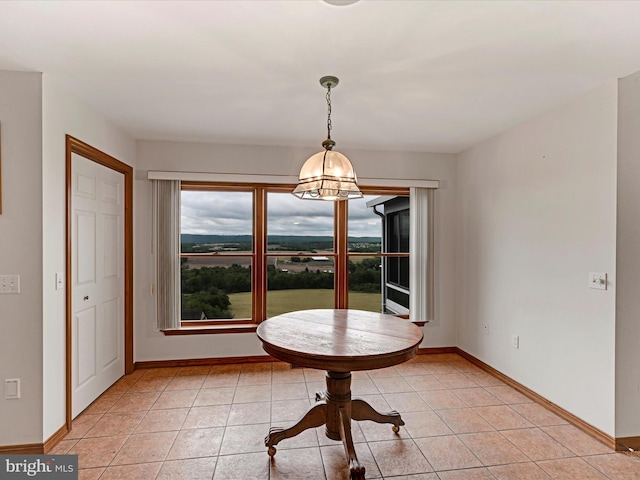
[72,153,125,417]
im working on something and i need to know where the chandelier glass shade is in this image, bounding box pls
[292,149,361,200]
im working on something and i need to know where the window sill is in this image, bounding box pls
[161,324,259,335]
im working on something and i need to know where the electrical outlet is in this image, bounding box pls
[0,275,20,294]
[483,324,489,335]
[589,272,607,290]
[512,335,520,349]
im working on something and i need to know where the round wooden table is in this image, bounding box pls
[256,309,424,480]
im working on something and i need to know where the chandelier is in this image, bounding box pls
[292,76,362,201]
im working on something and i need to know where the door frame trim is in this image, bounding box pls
[65,135,134,429]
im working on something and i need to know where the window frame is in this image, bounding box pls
[168,181,409,334]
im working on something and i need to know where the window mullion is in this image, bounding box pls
[254,187,267,321]
[335,200,349,308]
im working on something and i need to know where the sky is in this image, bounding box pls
[180,191,384,237]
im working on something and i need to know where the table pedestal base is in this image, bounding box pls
[265,371,404,480]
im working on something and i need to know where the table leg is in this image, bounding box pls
[338,406,366,480]
[351,398,405,433]
[265,402,327,457]
[268,371,399,479]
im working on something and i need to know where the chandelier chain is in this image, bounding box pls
[326,84,332,140]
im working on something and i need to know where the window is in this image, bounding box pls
[266,192,336,317]
[352,195,410,315]
[385,198,410,313]
[180,187,254,325]
[176,182,411,328]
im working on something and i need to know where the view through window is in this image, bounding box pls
[266,192,336,317]
[179,184,409,324]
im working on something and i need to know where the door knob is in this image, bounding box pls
[83,295,89,301]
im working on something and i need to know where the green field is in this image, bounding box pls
[228,289,382,319]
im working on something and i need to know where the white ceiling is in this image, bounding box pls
[1,0,640,154]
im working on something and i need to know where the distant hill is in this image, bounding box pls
[181,234,252,244]
[181,234,380,244]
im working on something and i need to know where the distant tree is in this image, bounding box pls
[348,258,381,293]
[267,266,333,290]
[181,288,232,319]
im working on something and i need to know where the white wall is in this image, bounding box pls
[456,82,618,435]
[615,71,640,439]
[41,77,135,440]
[0,71,44,446]
[134,141,457,361]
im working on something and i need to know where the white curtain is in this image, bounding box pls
[152,180,181,330]
[410,187,435,324]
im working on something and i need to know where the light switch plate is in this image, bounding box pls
[56,272,64,290]
[589,272,607,290]
[5,379,20,399]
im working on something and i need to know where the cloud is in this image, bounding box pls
[181,191,253,235]
[180,191,384,237]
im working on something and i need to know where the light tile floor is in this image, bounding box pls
[51,353,640,479]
